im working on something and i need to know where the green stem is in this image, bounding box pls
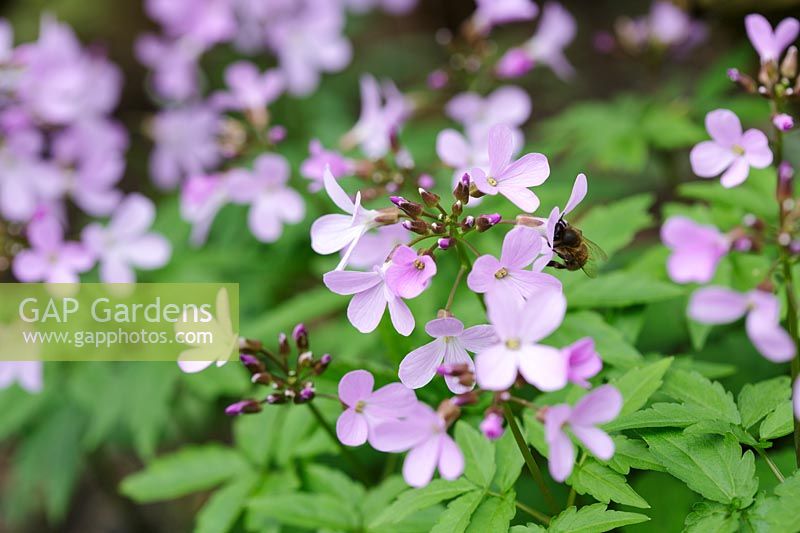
[756,446,786,482]
[502,403,559,514]
[488,490,550,525]
[307,403,371,484]
[445,265,467,311]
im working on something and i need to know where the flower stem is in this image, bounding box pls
[488,490,550,525]
[307,402,371,484]
[445,265,467,311]
[756,446,786,482]
[502,403,559,514]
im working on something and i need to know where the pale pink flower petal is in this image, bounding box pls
[517,344,567,391]
[403,436,440,487]
[338,369,375,406]
[336,408,369,446]
[688,286,749,324]
[719,157,750,188]
[399,340,446,389]
[437,435,464,480]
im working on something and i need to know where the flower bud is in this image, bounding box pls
[479,412,505,440]
[266,393,286,405]
[476,213,501,232]
[452,391,479,406]
[295,384,316,403]
[727,68,757,93]
[278,332,290,355]
[779,161,794,203]
[239,337,263,352]
[251,372,273,385]
[418,173,435,189]
[313,353,332,375]
[374,207,400,225]
[759,60,779,88]
[781,46,798,79]
[268,125,287,144]
[419,188,440,207]
[398,200,424,218]
[732,237,753,252]
[437,237,453,250]
[297,351,313,367]
[293,323,309,351]
[461,215,475,230]
[402,219,429,235]
[430,222,446,234]
[225,399,262,416]
[427,69,449,90]
[773,114,794,131]
[452,200,463,216]
[437,398,461,425]
[240,353,265,374]
[453,173,470,203]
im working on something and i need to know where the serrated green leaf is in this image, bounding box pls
[568,460,650,509]
[368,478,476,527]
[247,492,360,531]
[548,503,650,533]
[745,470,800,533]
[455,421,496,488]
[546,311,643,369]
[738,376,791,429]
[759,401,794,440]
[641,104,704,149]
[195,474,259,533]
[510,525,546,533]
[305,464,366,507]
[119,445,249,503]
[233,407,283,467]
[492,430,524,492]
[605,436,665,474]
[362,476,408,525]
[643,430,758,507]
[661,369,740,425]
[684,502,740,533]
[465,490,516,533]
[564,273,684,309]
[430,490,483,533]
[611,358,673,416]
[605,402,714,431]
[679,179,774,220]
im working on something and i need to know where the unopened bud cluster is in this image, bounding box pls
[730,46,800,100]
[225,324,331,415]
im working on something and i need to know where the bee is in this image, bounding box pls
[548,218,607,278]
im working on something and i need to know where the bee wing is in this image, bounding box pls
[581,237,608,278]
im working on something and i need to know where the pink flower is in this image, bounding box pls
[745,13,799,63]
[135,34,201,101]
[690,109,773,188]
[385,246,437,299]
[0,362,43,393]
[661,216,729,284]
[563,337,602,388]
[472,0,539,34]
[344,75,410,159]
[470,125,550,211]
[497,2,576,80]
[535,173,587,268]
[544,385,622,482]
[399,317,496,393]
[689,287,795,362]
[13,214,94,283]
[496,48,535,78]
[475,289,568,391]
[480,412,505,440]
[372,403,464,487]
[445,86,531,143]
[227,154,305,243]
[180,173,229,246]
[311,166,380,270]
[346,223,409,269]
[82,194,171,283]
[345,0,417,15]
[773,113,794,131]
[300,139,354,192]
[794,377,800,421]
[467,226,559,306]
[336,369,417,447]
[212,61,284,112]
[324,263,415,335]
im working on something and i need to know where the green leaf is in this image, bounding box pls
[305,464,366,507]
[641,104,704,149]
[369,478,476,527]
[548,503,650,533]
[605,436,665,474]
[568,460,650,509]
[745,470,800,533]
[605,402,717,431]
[455,421,496,488]
[0,384,49,441]
[465,490,516,533]
[759,401,794,440]
[576,194,653,257]
[510,525,546,533]
[362,476,408,525]
[120,445,249,502]
[564,273,684,309]
[234,407,283,467]
[643,430,758,507]
[247,492,360,531]
[738,377,791,429]
[547,311,644,369]
[195,474,259,533]
[121,363,179,459]
[611,357,673,416]
[684,502,740,533]
[430,490,483,533]
[679,179,774,220]
[492,430,524,492]
[661,369,740,425]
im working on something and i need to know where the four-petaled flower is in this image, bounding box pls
[690,109,772,188]
[399,317,496,393]
[544,385,622,482]
[385,245,437,299]
[372,403,464,488]
[661,216,729,284]
[744,13,799,63]
[475,288,568,391]
[563,337,602,388]
[689,287,796,362]
[13,214,94,283]
[335,369,417,447]
[468,226,560,306]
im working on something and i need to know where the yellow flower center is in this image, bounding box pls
[413,259,426,270]
[355,400,366,413]
[732,144,745,155]
[487,177,498,186]
[494,267,508,279]
[505,338,521,350]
